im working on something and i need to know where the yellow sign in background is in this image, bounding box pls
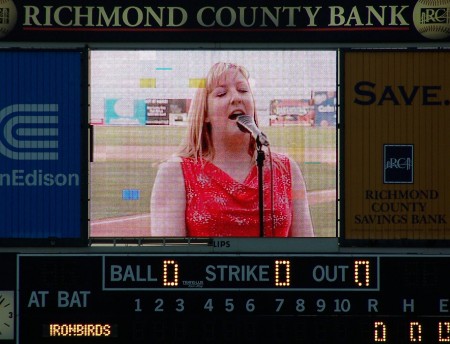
[344,51,450,240]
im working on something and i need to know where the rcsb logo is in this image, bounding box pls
[413,0,450,40]
[0,104,59,160]
[0,0,17,39]
[384,144,414,184]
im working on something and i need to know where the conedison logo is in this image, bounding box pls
[0,104,59,160]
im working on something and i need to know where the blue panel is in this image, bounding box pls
[122,189,140,201]
[0,51,82,239]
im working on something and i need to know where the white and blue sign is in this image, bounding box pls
[0,51,84,240]
[105,98,146,125]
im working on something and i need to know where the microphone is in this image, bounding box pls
[236,115,270,146]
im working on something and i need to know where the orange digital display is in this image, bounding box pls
[47,323,114,337]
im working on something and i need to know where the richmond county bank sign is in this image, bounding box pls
[1,0,450,43]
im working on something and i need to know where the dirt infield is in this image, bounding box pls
[90,213,151,237]
[94,145,335,163]
[94,145,177,161]
[90,188,335,237]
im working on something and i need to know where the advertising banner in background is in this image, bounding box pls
[343,50,450,241]
[0,51,85,241]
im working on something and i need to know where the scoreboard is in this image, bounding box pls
[2,252,450,343]
[2,1,450,343]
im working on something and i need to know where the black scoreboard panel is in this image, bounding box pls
[4,253,450,343]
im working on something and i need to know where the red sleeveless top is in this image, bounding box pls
[180,153,292,237]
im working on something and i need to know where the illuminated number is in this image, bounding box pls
[316,299,326,312]
[225,299,234,312]
[175,298,184,312]
[154,298,164,312]
[275,260,291,287]
[410,322,422,342]
[374,321,387,342]
[295,299,305,313]
[134,298,142,312]
[246,299,255,312]
[275,299,284,312]
[354,260,370,287]
[204,299,213,312]
[438,322,450,342]
[163,260,179,287]
[333,299,351,313]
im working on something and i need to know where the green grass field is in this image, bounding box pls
[90,125,336,237]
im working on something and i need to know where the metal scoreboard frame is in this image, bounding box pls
[0,0,449,246]
[1,0,450,343]
[3,253,450,343]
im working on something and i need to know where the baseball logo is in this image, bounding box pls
[413,0,450,39]
[0,0,17,39]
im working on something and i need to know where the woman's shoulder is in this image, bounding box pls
[166,155,183,163]
[159,156,208,177]
[178,156,207,168]
[270,152,291,166]
[156,157,183,178]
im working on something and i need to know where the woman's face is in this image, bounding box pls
[206,68,255,143]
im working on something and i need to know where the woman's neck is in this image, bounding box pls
[214,146,251,162]
[212,133,251,159]
[211,145,255,183]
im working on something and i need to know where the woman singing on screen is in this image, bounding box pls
[150,62,314,237]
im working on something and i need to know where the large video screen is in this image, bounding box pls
[89,50,337,238]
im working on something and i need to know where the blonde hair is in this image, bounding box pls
[179,62,258,161]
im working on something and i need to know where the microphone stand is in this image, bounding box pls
[256,141,265,238]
